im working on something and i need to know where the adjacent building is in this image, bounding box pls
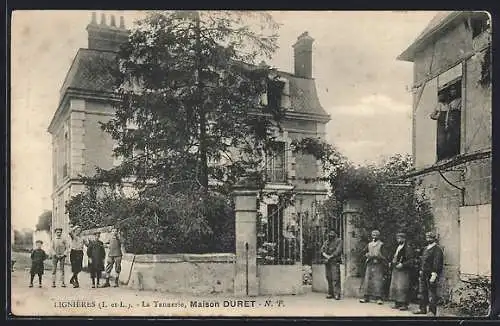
[48,12,330,267]
[397,11,491,297]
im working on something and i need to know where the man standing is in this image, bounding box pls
[69,225,86,288]
[51,227,68,288]
[360,230,387,305]
[414,231,444,316]
[102,227,123,288]
[320,230,343,300]
[389,232,414,311]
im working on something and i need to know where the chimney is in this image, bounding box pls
[86,12,129,52]
[292,31,314,79]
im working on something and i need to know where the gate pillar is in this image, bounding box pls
[233,187,259,296]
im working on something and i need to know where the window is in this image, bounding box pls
[267,79,285,109]
[431,79,462,161]
[63,130,70,178]
[471,13,490,38]
[266,141,286,183]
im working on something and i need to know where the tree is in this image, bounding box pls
[99,10,282,194]
[35,210,52,232]
[67,11,346,254]
[328,154,434,274]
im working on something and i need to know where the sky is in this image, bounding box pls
[10,10,439,230]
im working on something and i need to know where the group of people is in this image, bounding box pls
[29,226,123,289]
[321,229,444,316]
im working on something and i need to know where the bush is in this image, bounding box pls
[448,277,491,316]
[67,186,235,254]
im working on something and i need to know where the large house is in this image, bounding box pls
[397,11,491,298]
[48,13,330,264]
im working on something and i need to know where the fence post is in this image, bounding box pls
[233,186,259,296]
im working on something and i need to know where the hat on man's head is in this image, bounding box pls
[371,230,380,236]
[328,230,337,237]
[54,227,62,232]
[396,232,407,238]
[425,231,437,239]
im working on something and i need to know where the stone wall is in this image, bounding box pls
[258,264,303,295]
[126,254,236,295]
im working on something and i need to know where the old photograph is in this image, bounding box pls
[9,10,492,317]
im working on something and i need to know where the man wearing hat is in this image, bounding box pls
[389,232,414,311]
[414,231,444,316]
[51,227,69,287]
[360,229,388,305]
[320,230,343,300]
[86,231,106,288]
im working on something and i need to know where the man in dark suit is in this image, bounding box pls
[389,232,414,311]
[320,230,343,300]
[413,231,444,316]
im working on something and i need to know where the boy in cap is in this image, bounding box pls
[29,240,48,288]
[87,231,106,288]
[320,230,343,300]
[51,227,68,287]
[414,231,444,316]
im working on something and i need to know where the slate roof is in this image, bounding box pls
[59,48,118,97]
[59,48,329,118]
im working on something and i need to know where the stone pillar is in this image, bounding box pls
[233,187,259,296]
[342,199,363,297]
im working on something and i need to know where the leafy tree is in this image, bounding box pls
[328,154,434,275]
[35,210,52,232]
[67,11,347,254]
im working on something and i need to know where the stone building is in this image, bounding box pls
[397,11,491,298]
[48,12,330,267]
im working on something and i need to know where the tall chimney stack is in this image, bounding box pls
[86,12,129,52]
[292,31,314,79]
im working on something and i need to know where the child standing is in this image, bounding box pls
[86,231,106,288]
[30,240,48,288]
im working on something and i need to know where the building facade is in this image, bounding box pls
[398,11,491,297]
[48,13,330,255]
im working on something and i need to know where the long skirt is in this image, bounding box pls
[389,268,411,303]
[70,249,84,274]
[363,262,385,298]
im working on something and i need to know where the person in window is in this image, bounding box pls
[360,230,388,305]
[413,231,444,316]
[431,86,461,159]
[320,230,343,300]
[389,232,414,311]
[445,85,461,156]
